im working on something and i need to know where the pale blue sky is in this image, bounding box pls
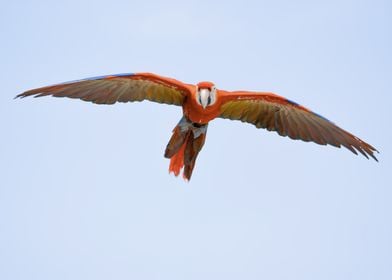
[1,0,391,279]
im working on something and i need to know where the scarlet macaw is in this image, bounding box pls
[17,72,378,180]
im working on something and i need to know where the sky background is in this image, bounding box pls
[1,0,391,279]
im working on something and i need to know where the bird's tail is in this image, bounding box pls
[164,117,207,181]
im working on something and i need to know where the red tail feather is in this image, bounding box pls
[168,135,188,176]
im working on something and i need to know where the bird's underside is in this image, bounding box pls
[16,72,378,180]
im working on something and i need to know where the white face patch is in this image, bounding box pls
[196,86,217,109]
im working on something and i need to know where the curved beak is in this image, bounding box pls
[199,89,211,109]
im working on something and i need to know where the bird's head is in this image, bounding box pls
[196,81,217,109]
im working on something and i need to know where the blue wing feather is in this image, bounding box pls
[58,73,135,85]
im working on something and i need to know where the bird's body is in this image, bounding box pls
[17,72,378,180]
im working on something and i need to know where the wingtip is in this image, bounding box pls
[14,93,26,99]
[367,144,379,162]
[15,88,41,99]
[360,147,379,162]
[369,152,379,162]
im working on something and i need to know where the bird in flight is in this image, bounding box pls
[17,72,378,180]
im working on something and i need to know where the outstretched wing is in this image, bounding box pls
[218,90,378,161]
[16,72,192,106]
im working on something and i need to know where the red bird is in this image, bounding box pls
[17,72,378,180]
